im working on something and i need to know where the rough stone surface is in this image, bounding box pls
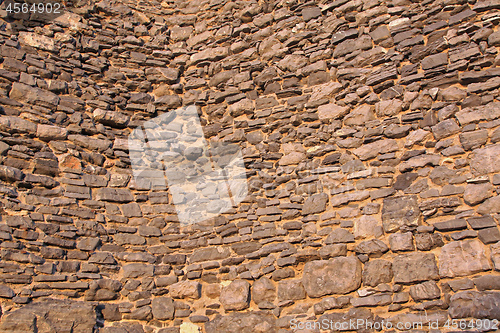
[409,280,441,301]
[251,277,276,305]
[470,144,500,175]
[381,195,421,232]
[0,0,499,331]
[220,280,250,311]
[492,241,500,270]
[302,257,362,297]
[362,259,393,287]
[205,312,276,333]
[0,299,96,333]
[169,281,201,300]
[152,297,174,320]
[449,291,500,320]
[393,253,439,284]
[463,183,493,205]
[439,239,492,278]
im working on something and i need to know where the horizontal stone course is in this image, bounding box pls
[0,0,499,331]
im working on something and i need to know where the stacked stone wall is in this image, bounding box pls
[0,0,500,332]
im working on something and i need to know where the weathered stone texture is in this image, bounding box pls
[0,299,96,333]
[439,239,492,278]
[302,257,362,297]
[381,195,421,232]
[449,291,500,320]
[220,280,250,311]
[393,253,439,283]
[0,0,500,331]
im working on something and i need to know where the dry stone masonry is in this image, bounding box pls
[0,0,499,332]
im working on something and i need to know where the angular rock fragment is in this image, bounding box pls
[409,280,441,301]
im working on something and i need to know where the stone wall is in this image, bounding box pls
[0,0,500,332]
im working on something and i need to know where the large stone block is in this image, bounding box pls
[277,279,306,301]
[409,280,441,301]
[122,263,154,278]
[318,103,349,121]
[449,291,500,320]
[36,124,68,141]
[0,285,15,298]
[169,281,201,299]
[68,134,112,152]
[220,280,250,311]
[190,247,231,263]
[470,144,500,175]
[95,188,134,202]
[0,116,37,134]
[114,233,145,246]
[205,311,276,333]
[93,108,130,127]
[302,256,362,297]
[251,277,276,305]
[362,259,393,287]
[355,239,389,256]
[352,139,399,161]
[18,32,56,51]
[456,102,500,125]
[152,297,174,320]
[478,195,500,215]
[354,215,383,239]
[393,252,439,283]
[9,82,59,108]
[190,47,228,64]
[0,165,24,182]
[463,182,493,206]
[0,299,96,333]
[381,195,421,233]
[431,119,460,140]
[439,239,492,278]
[302,193,328,214]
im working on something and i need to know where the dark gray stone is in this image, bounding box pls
[478,227,500,244]
[467,215,497,229]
